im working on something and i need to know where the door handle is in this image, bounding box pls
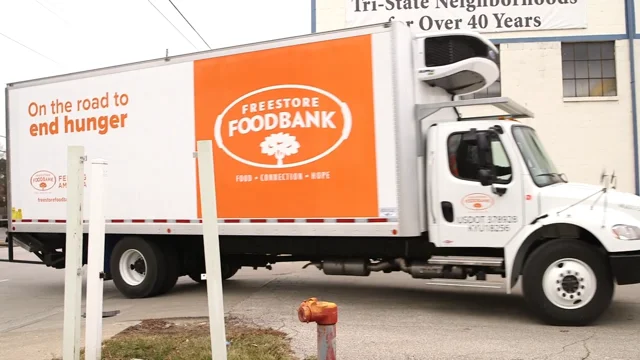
[492,186,507,196]
[441,201,454,223]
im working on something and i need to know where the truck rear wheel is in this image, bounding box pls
[220,263,240,280]
[522,239,614,326]
[156,242,180,295]
[110,236,168,299]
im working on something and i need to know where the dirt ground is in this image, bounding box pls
[54,316,312,360]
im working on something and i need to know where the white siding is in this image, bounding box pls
[497,41,634,193]
[633,38,640,193]
[316,0,346,32]
[635,0,640,32]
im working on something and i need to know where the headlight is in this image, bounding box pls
[612,224,640,240]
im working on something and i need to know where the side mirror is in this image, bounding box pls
[476,132,491,168]
[478,168,493,186]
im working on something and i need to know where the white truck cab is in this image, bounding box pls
[423,111,640,325]
[416,56,640,326]
[406,28,640,325]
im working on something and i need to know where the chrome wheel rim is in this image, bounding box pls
[542,258,596,310]
[119,249,147,286]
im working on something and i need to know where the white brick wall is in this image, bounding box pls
[316,0,346,32]
[494,41,635,193]
[457,42,635,192]
[635,0,640,31]
[316,0,626,36]
[633,39,640,192]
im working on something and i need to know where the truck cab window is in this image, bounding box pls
[448,131,512,183]
[512,126,563,187]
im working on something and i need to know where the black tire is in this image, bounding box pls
[188,262,240,283]
[156,243,180,296]
[522,239,614,326]
[110,236,168,299]
[187,254,206,284]
[221,262,240,280]
[188,272,206,284]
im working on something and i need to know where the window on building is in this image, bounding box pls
[447,131,512,184]
[461,44,501,99]
[561,42,616,98]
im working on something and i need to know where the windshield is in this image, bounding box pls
[512,126,564,187]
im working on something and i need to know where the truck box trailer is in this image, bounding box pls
[5,21,640,326]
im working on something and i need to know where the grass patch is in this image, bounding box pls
[55,316,300,360]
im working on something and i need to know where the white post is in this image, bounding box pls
[62,146,86,360]
[196,140,227,360]
[84,159,108,360]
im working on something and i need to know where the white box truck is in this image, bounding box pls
[4,21,640,326]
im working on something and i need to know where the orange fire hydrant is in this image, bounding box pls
[298,297,338,360]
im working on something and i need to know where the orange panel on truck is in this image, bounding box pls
[193,35,379,219]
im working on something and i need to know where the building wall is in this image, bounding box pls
[635,0,640,32]
[499,41,634,192]
[315,0,637,193]
[633,0,640,194]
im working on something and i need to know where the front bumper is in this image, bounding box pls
[610,251,640,285]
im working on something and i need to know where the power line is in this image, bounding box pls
[168,0,211,49]
[147,0,198,50]
[32,0,69,25]
[0,32,60,65]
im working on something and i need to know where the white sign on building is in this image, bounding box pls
[345,0,587,33]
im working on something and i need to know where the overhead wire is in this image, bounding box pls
[32,0,69,25]
[1,2,64,144]
[3,2,208,74]
[147,0,199,50]
[167,0,211,49]
[0,1,66,66]
[0,31,60,65]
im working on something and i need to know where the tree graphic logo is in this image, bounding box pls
[30,170,57,192]
[260,132,301,166]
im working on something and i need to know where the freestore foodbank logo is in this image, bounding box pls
[30,170,88,193]
[214,84,352,169]
[30,170,56,191]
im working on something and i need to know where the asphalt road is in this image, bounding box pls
[1,247,639,360]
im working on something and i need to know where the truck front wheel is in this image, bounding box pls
[522,239,614,326]
[110,236,167,299]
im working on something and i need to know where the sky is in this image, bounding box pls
[0,0,313,151]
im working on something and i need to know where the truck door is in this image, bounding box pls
[433,123,524,248]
